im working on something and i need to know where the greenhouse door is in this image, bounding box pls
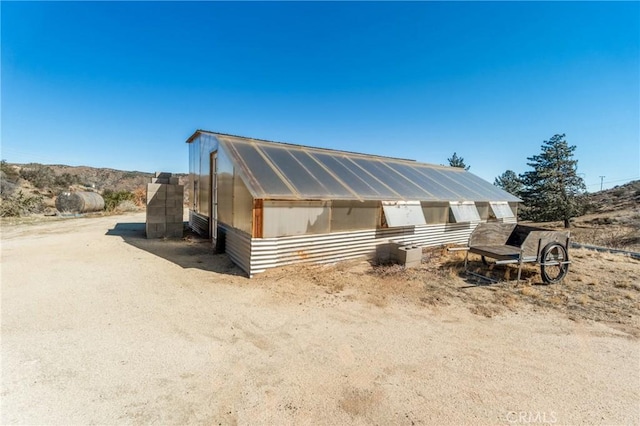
[210,151,218,241]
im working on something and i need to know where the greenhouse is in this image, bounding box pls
[186,130,521,276]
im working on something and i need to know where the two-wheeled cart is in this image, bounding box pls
[454,222,571,283]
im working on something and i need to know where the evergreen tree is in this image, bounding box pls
[520,134,586,228]
[448,152,470,170]
[494,170,523,197]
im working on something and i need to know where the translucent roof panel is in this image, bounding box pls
[350,158,432,199]
[207,132,521,202]
[425,168,488,200]
[335,157,402,199]
[385,162,457,200]
[259,146,330,197]
[288,151,356,199]
[455,171,520,201]
[309,153,384,199]
[221,140,294,198]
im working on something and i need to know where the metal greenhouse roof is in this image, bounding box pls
[193,131,521,203]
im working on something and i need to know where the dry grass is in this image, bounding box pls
[115,200,139,212]
[536,207,640,252]
[253,246,640,337]
[132,187,147,207]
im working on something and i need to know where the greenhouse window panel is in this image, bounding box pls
[449,201,481,223]
[490,202,515,219]
[382,201,427,227]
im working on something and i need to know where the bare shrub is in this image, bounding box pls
[0,191,44,217]
[132,187,146,207]
[600,228,637,249]
[573,226,638,251]
[19,164,55,189]
[115,200,138,212]
[1,176,18,198]
[0,160,19,182]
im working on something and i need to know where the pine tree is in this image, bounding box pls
[520,134,586,228]
[494,170,523,197]
[448,152,470,170]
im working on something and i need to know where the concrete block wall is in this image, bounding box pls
[146,172,184,239]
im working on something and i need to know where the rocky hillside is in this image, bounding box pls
[0,161,187,216]
[558,180,640,251]
[29,163,188,192]
[585,180,640,214]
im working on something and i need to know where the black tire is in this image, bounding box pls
[540,243,569,284]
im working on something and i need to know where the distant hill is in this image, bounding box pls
[3,162,187,193]
[0,162,188,216]
[585,180,640,214]
[568,180,640,251]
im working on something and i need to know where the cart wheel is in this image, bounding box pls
[540,243,569,284]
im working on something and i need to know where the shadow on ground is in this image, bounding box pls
[105,222,245,276]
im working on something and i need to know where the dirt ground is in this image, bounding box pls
[1,212,639,425]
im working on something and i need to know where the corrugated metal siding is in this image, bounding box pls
[221,224,252,275]
[189,211,209,237]
[247,222,475,276]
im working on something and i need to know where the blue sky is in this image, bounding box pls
[2,1,638,191]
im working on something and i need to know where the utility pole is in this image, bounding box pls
[599,176,605,191]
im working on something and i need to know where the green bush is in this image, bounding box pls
[102,189,135,211]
